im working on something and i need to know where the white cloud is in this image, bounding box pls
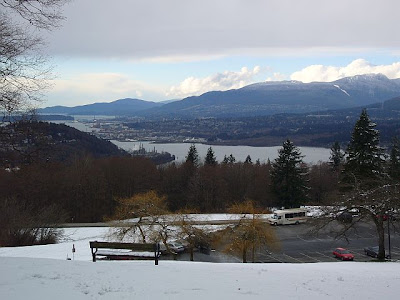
[290,59,400,83]
[166,66,261,98]
[47,72,165,106]
[266,72,286,82]
[52,73,145,94]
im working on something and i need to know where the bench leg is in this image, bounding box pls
[91,248,96,262]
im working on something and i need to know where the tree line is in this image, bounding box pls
[1,109,400,249]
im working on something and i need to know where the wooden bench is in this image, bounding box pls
[89,241,160,265]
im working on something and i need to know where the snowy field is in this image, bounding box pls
[0,219,399,299]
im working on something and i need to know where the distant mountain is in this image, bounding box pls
[40,98,164,116]
[159,99,182,104]
[141,74,400,119]
[382,96,400,111]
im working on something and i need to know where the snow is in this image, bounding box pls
[333,84,351,97]
[0,225,399,299]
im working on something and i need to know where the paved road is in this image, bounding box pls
[255,220,400,263]
[166,220,400,263]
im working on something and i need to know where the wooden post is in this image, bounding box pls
[154,243,159,265]
[91,247,96,262]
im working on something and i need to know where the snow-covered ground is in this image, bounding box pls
[0,221,399,299]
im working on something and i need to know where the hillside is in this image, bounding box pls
[40,98,164,116]
[0,122,127,165]
[141,74,400,119]
[0,226,399,299]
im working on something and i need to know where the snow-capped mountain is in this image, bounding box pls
[142,74,400,118]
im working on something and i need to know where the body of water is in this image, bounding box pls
[112,140,331,164]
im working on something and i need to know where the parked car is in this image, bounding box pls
[333,248,354,261]
[375,214,396,221]
[336,212,353,223]
[167,241,185,253]
[364,246,390,259]
[159,241,186,254]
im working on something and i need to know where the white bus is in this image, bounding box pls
[267,208,308,225]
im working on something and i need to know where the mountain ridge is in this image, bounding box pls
[41,74,400,118]
[40,98,163,116]
[140,73,400,118]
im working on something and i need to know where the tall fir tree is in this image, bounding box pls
[204,147,217,166]
[389,137,400,179]
[343,109,384,182]
[329,141,344,170]
[185,144,199,167]
[271,139,308,208]
[244,155,252,164]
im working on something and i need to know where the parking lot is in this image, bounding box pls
[256,220,400,263]
[167,220,400,263]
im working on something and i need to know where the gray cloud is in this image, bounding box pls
[43,0,400,59]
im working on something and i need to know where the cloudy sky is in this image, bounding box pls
[38,0,400,107]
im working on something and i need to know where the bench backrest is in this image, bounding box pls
[90,241,157,252]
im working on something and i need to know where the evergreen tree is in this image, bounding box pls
[185,144,199,167]
[389,137,400,179]
[204,147,217,165]
[329,141,344,169]
[228,154,236,164]
[244,155,252,164]
[271,139,308,208]
[222,155,229,164]
[343,109,384,181]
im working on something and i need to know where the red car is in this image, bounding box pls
[333,248,354,261]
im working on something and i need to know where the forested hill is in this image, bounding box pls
[140,74,400,118]
[40,98,163,116]
[0,122,127,165]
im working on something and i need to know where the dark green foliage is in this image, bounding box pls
[245,155,252,164]
[222,154,236,164]
[185,144,199,167]
[343,109,385,181]
[329,141,344,169]
[204,147,217,165]
[389,137,400,179]
[271,139,308,208]
[228,154,236,164]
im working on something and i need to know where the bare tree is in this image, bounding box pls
[220,200,279,263]
[314,177,400,260]
[0,196,66,246]
[0,0,68,117]
[175,214,211,261]
[110,191,169,244]
[1,0,66,29]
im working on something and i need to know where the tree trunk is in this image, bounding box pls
[376,218,386,260]
[242,248,247,263]
[190,247,194,261]
[138,225,146,243]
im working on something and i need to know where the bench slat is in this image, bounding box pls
[90,241,156,251]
